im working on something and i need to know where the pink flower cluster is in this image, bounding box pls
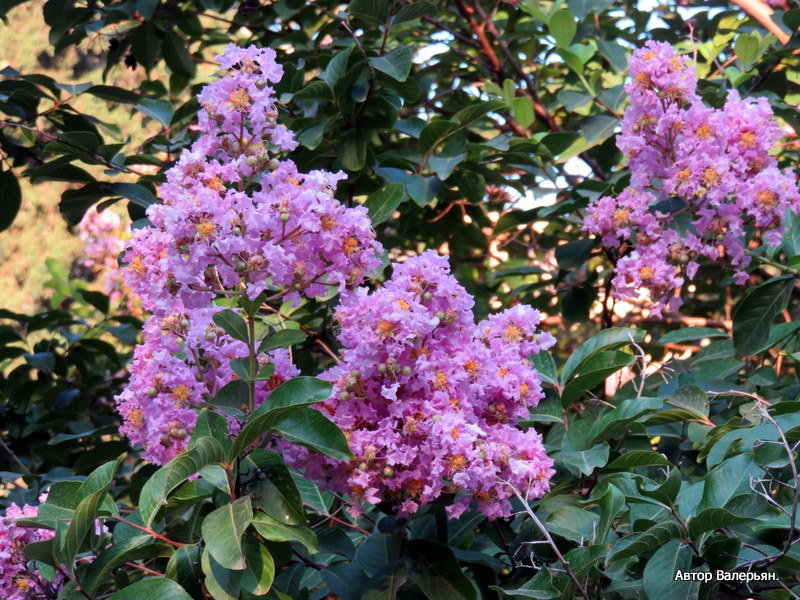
[1,501,59,600]
[116,307,299,464]
[583,41,800,315]
[116,45,380,464]
[76,206,129,303]
[283,252,556,519]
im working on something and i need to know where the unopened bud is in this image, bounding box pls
[246,155,259,167]
[435,311,446,321]
[180,318,190,329]
[401,366,412,376]
[382,466,395,477]
[339,391,350,401]
[268,159,280,170]
[377,363,388,373]
[422,291,432,301]
[147,386,159,398]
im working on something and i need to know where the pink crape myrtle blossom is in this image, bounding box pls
[115,44,381,464]
[583,41,800,316]
[76,206,129,304]
[0,500,61,600]
[283,252,556,520]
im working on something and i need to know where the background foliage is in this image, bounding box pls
[2,0,800,599]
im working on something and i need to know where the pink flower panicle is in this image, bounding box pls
[115,44,381,464]
[76,206,129,302]
[583,41,800,316]
[0,501,59,600]
[283,252,556,520]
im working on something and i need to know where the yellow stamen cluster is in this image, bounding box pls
[448,454,467,471]
[613,208,631,227]
[377,319,395,337]
[703,168,720,187]
[342,236,359,255]
[695,124,713,141]
[229,87,252,110]
[503,324,522,343]
[130,256,146,276]
[206,176,225,192]
[434,370,448,389]
[196,219,217,238]
[464,360,479,377]
[756,190,778,209]
[740,131,756,148]
[173,384,191,407]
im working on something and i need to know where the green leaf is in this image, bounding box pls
[735,33,759,70]
[108,578,193,600]
[642,541,700,600]
[687,507,759,539]
[165,546,203,598]
[607,451,672,469]
[201,496,253,570]
[590,397,663,442]
[546,506,599,543]
[109,182,156,209]
[341,132,367,171]
[82,536,153,594]
[271,408,353,461]
[349,0,391,24]
[247,449,306,525]
[561,327,644,383]
[131,22,160,71]
[230,377,333,459]
[454,99,506,126]
[322,47,354,88]
[136,98,174,126]
[370,47,413,82]
[664,385,709,422]
[241,539,275,595]
[560,350,636,405]
[549,9,577,47]
[491,567,558,599]
[420,120,461,152]
[139,437,226,526]
[86,85,141,104]
[558,443,609,476]
[394,1,436,24]
[580,115,618,146]
[251,511,318,552]
[531,352,557,385]
[405,539,477,600]
[606,521,686,568]
[213,309,250,343]
[732,275,794,357]
[365,182,405,224]
[700,454,764,510]
[658,327,728,345]
[259,328,306,352]
[512,97,534,129]
[593,484,624,543]
[163,29,195,79]
[202,548,242,600]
